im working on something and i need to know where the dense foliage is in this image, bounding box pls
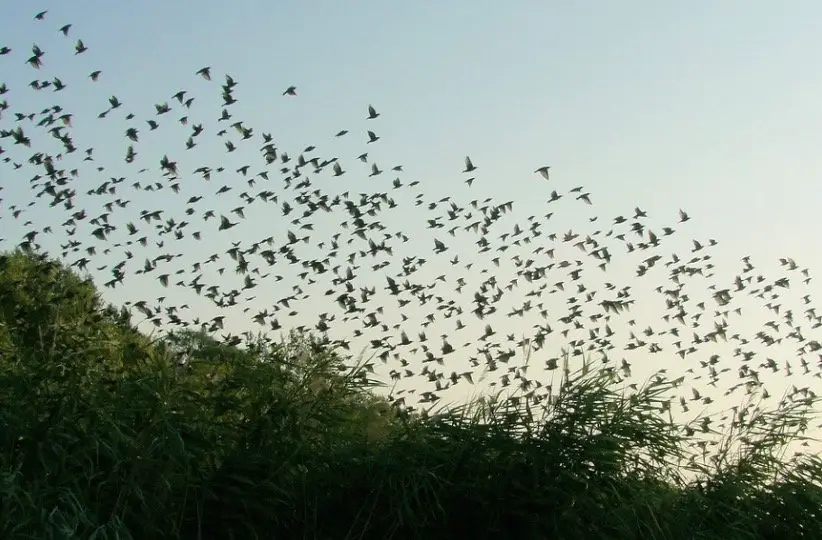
[1,249,821,539]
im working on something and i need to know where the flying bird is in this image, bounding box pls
[27,44,44,69]
[463,156,476,173]
[283,86,297,96]
[535,166,550,180]
[367,105,379,119]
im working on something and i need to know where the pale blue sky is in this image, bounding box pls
[2,1,822,450]
[5,1,818,264]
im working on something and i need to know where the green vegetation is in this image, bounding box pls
[1,249,820,539]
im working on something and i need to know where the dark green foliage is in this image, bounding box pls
[1,250,820,539]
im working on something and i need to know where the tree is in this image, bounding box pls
[0,249,155,382]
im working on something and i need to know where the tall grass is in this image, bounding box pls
[1,273,820,539]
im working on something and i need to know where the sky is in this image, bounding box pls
[2,1,822,460]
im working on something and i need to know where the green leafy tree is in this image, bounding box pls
[0,249,152,377]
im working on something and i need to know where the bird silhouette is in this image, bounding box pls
[535,166,550,180]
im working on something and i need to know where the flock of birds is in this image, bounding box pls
[2,10,822,458]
